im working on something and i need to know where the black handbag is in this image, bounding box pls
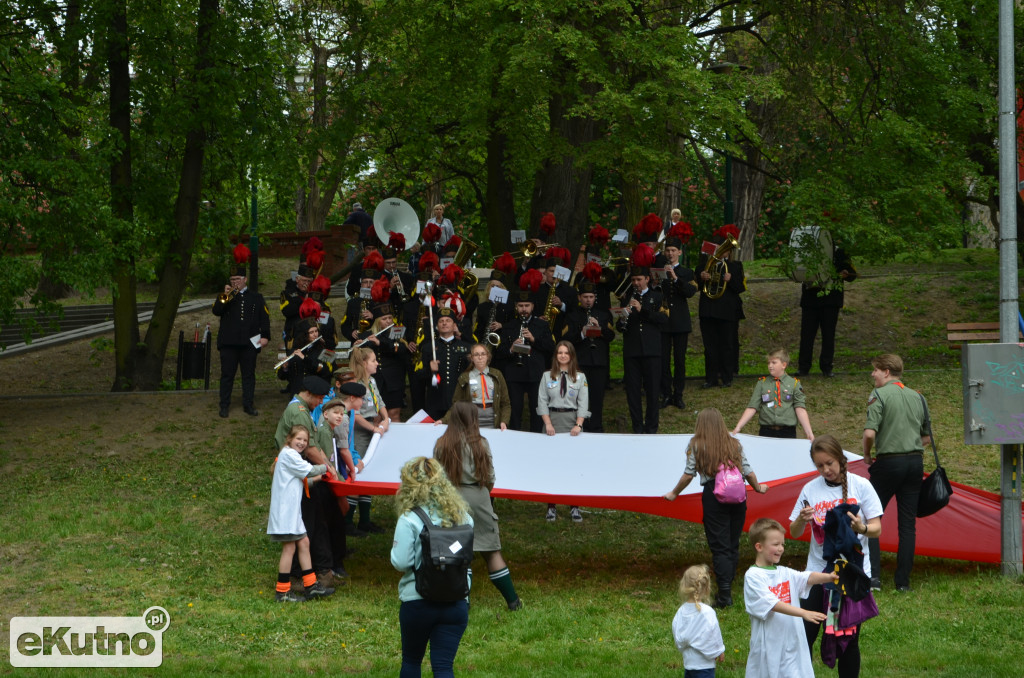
[917,394,952,518]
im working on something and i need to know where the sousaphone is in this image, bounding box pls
[373,197,421,248]
[789,226,835,284]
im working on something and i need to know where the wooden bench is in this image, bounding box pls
[946,322,1022,349]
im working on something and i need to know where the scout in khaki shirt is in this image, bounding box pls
[732,349,814,440]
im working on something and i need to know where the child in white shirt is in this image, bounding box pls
[744,518,837,678]
[671,564,724,677]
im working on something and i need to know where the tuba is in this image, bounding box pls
[701,236,739,300]
[452,237,480,297]
[373,197,421,249]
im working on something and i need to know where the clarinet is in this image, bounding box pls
[585,307,597,351]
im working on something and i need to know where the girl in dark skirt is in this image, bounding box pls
[433,401,522,611]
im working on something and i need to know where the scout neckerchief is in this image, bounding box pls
[480,371,490,409]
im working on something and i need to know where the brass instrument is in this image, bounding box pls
[513,240,559,259]
[218,287,238,304]
[701,236,739,300]
[541,280,559,325]
[357,297,371,332]
[452,238,480,296]
[411,280,434,372]
[390,271,406,299]
[484,301,502,347]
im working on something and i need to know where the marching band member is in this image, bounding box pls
[618,244,667,434]
[418,307,470,421]
[658,223,698,410]
[497,269,554,432]
[341,251,384,341]
[540,246,578,340]
[697,225,745,389]
[565,267,615,433]
[213,244,270,418]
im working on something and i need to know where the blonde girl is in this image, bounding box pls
[434,401,522,611]
[663,408,768,607]
[672,564,725,677]
[390,457,472,676]
[267,425,333,602]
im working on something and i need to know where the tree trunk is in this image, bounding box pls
[733,98,777,262]
[484,120,518,256]
[530,93,596,250]
[621,173,644,236]
[107,0,141,391]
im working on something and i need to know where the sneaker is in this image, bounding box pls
[305,581,335,599]
[870,577,881,591]
[507,598,523,611]
[545,507,557,522]
[275,590,304,603]
[711,597,733,609]
[895,584,911,593]
[332,566,349,580]
[570,507,583,523]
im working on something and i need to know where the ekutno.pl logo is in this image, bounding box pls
[9,606,169,668]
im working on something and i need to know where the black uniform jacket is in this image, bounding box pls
[213,289,271,350]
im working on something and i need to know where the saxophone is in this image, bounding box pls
[541,282,559,326]
[357,298,371,332]
[411,297,428,371]
[484,301,502,347]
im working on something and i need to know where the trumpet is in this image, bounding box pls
[389,271,405,299]
[513,240,559,259]
[218,287,238,304]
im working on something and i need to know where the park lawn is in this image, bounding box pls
[1,386,1023,677]
[2,247,1023,675]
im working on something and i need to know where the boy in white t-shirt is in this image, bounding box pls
[743,518,837,678]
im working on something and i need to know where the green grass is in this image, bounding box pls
[3,247,1024,675]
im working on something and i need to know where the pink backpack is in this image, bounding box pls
[713,463,746,504]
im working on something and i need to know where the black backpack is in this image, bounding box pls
[411,507,474,602]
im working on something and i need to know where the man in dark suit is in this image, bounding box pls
[617,264,667,434]
[497,271,554,432]
[418,307,470,421]
[658,234,699,409]
[798,245,857,377]
[566,281,615,432]
[213,245,271,418]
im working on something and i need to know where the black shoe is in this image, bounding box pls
[895,584,911,593]
[712,597,733,609]
[244,406,259,416]
[796,370,810,377]
[721,381,732,388]
[346,524,368,538]
[219,408,229,418]
[701,382,717,389]
[660,396,673,409]
[359,521,386,534]
[332,566,348,580]
[671,395,685,409]
[507,598,523,611]
[275,590,304,603]
[870,577,881,591]
[823,371,834,378]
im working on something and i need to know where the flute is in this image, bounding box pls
[273,336,324,370]
[348,323,396,352]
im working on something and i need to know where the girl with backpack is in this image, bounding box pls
[390,456,473,678]
[663,408,769,608]
[434,401,523,611]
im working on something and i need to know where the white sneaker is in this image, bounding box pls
[545,507,557,522]
[570,507,583,523]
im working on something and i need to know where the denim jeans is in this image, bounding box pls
[399,598,469,678]
[868,453,923,588]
